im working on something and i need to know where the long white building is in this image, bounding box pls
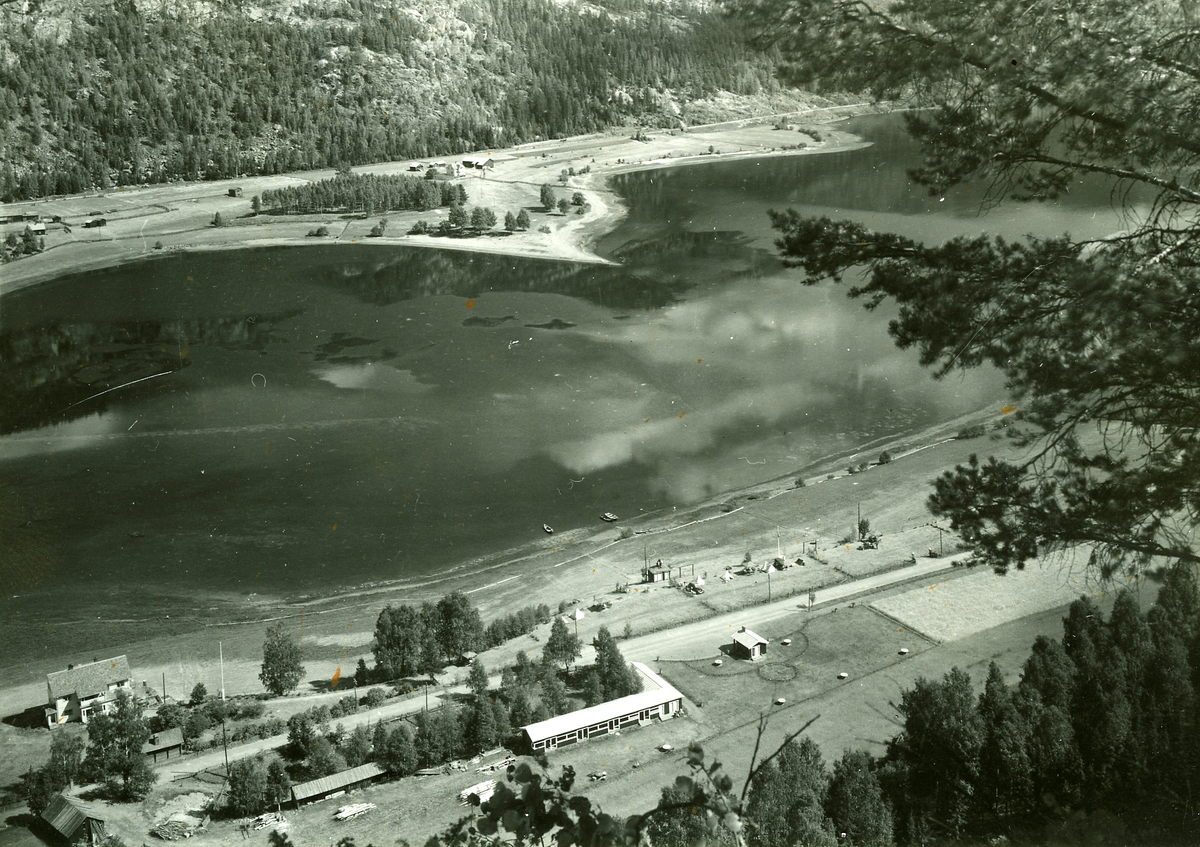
[521,662,683,751]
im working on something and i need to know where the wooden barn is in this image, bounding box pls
[42,794,109,846]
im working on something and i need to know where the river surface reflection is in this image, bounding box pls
[0,115,1141,639]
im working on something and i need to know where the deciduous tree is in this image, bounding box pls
[372,604,425,679]
[382,724,418,776]
[82,691,154,800]
[825,750,892,847]
[260,626,304,696]
[543,617,582,671]
[436,591,483,662]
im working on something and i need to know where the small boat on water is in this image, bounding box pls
[601,512,618,522]
[543,524,554,534]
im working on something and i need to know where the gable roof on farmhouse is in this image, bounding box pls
[47,656,132,701]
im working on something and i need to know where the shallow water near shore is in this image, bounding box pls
[0,114,1141,661]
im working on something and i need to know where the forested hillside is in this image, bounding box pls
[0,0,806,201]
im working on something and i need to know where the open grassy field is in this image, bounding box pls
[871,554,1115,643]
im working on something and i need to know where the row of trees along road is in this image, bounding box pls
[733,0,1200,579]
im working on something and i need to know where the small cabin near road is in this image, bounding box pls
[142,726,184,762]
[42,794,110,846]
[45,656,133,727]
[228,187,243,197]
[643,559,671,583]
[731,627,768,661]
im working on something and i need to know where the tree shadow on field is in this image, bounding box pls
[7,811,61,847]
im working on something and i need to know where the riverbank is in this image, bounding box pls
[0,104,876,295]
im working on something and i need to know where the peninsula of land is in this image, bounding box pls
[0,105,875,295]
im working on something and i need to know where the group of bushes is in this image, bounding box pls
[408,205,535,237]
[482,604,552,650]
[151,688,270,752]
[371,593,552,682]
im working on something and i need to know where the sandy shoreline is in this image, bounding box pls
[0,402,1013,707]
[0,104,876,295]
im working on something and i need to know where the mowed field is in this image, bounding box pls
[871,554,1115,643]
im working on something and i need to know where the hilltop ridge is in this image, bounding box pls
[0,0,845,200]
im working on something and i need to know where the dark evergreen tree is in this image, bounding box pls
[737,0,1200,580]
[976,663,1033,824]
[468,658,490,699]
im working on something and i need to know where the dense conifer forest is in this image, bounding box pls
[0,0,791,201]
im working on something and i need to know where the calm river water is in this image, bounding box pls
[0,115,1141,649]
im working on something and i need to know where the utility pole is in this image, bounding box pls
[220,641,226,702]
[162,672,166,700]
[221,719,230,773]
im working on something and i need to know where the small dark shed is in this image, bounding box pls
[42,794,109,846]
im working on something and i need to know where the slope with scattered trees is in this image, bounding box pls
[0,0,798,201]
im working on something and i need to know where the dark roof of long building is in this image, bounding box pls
[42,794,109,837]
[47,656,132,701]
[141,726,184,754]
[292,762,386,802]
